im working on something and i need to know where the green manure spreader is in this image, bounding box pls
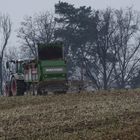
[4,42,68,96]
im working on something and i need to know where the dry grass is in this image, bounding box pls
[0,89,140,139]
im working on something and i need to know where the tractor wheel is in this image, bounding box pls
[29,84,37,95]
[11,77,25,96]
[37,87,43,95]
[37,86,47,95]
[4,82,12,96]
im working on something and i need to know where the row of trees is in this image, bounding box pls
[17,2,140,90]
[1,2,140,92]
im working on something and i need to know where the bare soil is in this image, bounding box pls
[0,89,140,140]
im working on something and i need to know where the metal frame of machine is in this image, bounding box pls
[4,42,68,96]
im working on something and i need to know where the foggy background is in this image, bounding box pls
[0,0,137,47]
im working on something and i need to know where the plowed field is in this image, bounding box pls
[0,90,140,140]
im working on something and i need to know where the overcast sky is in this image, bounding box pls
[0,0,138,46]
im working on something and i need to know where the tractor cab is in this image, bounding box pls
[6,60,24,74]
[5,59,26,96]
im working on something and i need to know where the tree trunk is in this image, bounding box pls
[0,58,2,95]
[103,63,107,90]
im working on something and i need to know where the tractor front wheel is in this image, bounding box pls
[4,82,12,96]
[11,77,25,96]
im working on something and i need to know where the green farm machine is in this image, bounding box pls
[4,42,68,96]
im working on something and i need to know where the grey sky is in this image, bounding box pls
[0,0,137,46]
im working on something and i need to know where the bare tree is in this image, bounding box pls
[113,8,140,88]
[83,8,140,90]
[18,12,56,58]
[0,14,11,95]
[83,9,118,90]
[5,46,19,61]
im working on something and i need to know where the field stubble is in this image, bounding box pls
[0,89,140,139]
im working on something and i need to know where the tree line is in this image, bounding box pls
[2,1,140,92]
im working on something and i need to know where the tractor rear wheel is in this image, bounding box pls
[11,77,25,96]
[37,86,48,95]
